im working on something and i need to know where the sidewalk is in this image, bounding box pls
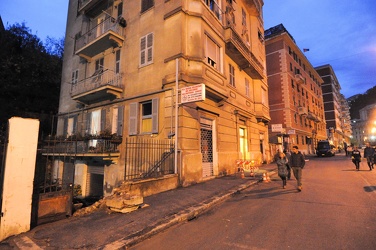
[1,163,277,250]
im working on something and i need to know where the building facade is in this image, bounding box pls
[265,24,327,155]
[47,0,269,198]
[354,104,376,146]
[315,64,351,148]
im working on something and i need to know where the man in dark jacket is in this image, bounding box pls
[363,142,375,170]
[290,145,305,191]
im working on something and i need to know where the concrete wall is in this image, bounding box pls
[0,117,39,241]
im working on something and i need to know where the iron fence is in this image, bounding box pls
[125,137,175,180]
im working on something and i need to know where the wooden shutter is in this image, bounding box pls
[63,117,68,137]
[129,102,138,135]
[86,112,92,134]
[73,116,78,134]
[101,109,106,132]
[147,33,153,64]
[117,105,124,136]
[152,98,159,134]
[140,36,146,66]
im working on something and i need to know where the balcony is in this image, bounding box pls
[295,73,305,84]
[224,27,264,79]
[42,137,122,161]
[255,103,271,124]
[75,16,125,60]
[78,0,112,18]
[244,0,263,16]
[298,106,308,116]
[71,69,123,104]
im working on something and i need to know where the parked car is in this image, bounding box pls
[316,140,336,157]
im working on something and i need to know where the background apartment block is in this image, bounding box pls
[265,24,327,155]
[49,0,269,199]
[315,64,352,148]
[352,104,376,146]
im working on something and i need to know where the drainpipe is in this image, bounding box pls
[175,58,178,175]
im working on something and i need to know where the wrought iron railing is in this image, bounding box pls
[70,69,123,97]
[124,137,175,180]
[204,0,223,20]
[42,137,122,155]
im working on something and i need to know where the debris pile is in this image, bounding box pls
[105,194,146,213]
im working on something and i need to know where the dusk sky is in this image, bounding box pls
[1,0,375,98]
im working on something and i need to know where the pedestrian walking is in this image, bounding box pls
[290,145,305,192]
[344,141,348,156]
[275,152,289,189]
[363,142,375,170]
[283,149,292,180]
[351,146,362,171]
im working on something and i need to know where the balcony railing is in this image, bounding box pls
[71,69,123,104]
[42,137,122,156]
[75,16,125,58]
[224,27,264,79]
[204,0,223,20]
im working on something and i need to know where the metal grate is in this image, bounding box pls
[201,124,213,177]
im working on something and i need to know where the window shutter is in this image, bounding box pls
[73,116,78,134]
[86,112,92,134]
[140,36,146,66]
[129,102,138,135]
[147,33,153,63]
[101,109,106,132]
[117,105,124,136]
[63,117,68,137]
[152,98,159,134]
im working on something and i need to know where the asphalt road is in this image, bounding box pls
[131,154,376,250]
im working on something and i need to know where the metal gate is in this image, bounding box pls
[201,118,213,177]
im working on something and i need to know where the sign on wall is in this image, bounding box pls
[180,84,206,104]
[271,124,283,132]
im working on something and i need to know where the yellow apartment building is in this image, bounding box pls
[46,0,269,199]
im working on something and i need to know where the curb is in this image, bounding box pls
[102,172,277,249]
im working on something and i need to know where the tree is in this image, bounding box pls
[348,85,376,119]
[0,22,63,140]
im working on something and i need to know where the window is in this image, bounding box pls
[115,50,121,74]
[117,2,123,17]
[141,101,152,133]
[229,64,235,87]
[86,109,104,135]
[129,98,159,135]
[205,0,221,19]
[205,34,221,71]
[245,78,250,97]
[141,0,154,13]
[239,127,248,159]
[112,106,124,135]
[140,33,154,67]
[241,8,246,26]
[63,116,77,137]
[71,70,78,84]
[95,57,104,73]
